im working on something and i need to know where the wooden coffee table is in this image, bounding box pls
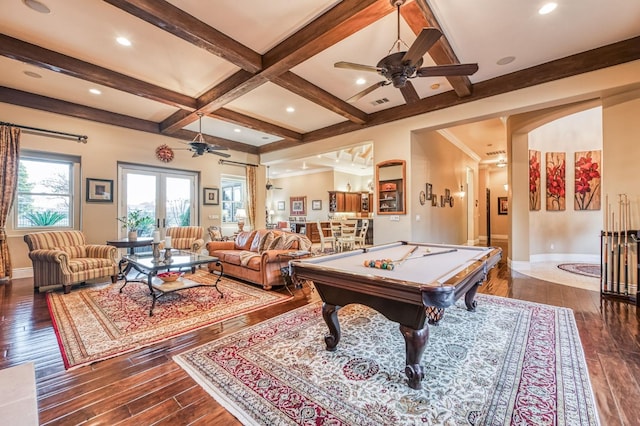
[121,250,223,316]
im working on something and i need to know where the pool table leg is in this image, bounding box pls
[464,280,482,311]
[322,303,341,351]
[400,324,429,390]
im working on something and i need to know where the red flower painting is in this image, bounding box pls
[546,152,566,211]
[574,150,601,210]
[529,150,541,210]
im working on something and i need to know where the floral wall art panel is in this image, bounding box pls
[546,151,566,211]
[529,150,541,211]
[574,150,601,210]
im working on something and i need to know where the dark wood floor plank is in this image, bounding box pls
[1,242,637,425]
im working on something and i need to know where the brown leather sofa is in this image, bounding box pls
[205,229,312,290]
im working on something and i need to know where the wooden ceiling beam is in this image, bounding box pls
[272,72,369,125]
[102,0,262,73]
[210,108,303,143]
[260,36,640,151]
[0,86,160,134]
[0,34,197,111]
[401,0,474,97]
[159,0,389,135]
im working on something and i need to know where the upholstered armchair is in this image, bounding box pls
[164,226,205,253]
[23,230,118,294]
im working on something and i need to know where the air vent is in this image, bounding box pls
[370,98,390,106]
[486,150,506,156]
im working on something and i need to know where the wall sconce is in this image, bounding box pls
[458,185,466,198]
[504,184,509,191]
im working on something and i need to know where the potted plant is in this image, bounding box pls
[117,209,153,241]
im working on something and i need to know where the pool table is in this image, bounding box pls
[290,241,502,389]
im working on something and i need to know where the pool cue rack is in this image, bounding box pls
[600,229,639,306]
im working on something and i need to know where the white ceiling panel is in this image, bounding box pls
[166,0,341,54]
[183,115,282,147]
[225,82,347,133]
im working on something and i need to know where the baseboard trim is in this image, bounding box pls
[12,268,33,279]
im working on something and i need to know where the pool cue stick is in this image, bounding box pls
[603,196,608,292]
[611,210,616,293]
[617,197,622,294]
[404,248,458,261]
[624,196,629,294]
[396,245,419,265]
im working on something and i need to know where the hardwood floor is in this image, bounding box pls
[1,248,639,425]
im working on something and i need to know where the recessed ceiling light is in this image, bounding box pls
[89,88,101,95]
[23,0,50,14]
[496,56,516,65]
[356,78,366,85]
[23,70,42,78]
[233,128,241,133]
[116,36,132,47]
[286,106,295,113]
[538,2,557,15]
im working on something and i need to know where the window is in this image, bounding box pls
[221,175,245,223]
[15,152,80,229]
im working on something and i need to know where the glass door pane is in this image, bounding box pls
[123,172,157,237]
[165,176,194,227]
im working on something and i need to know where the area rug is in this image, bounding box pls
[558,263,601,278]
[47,270,292,370]
[174,295,599,425]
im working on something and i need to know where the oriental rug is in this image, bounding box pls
[47,271,292,370]
[175,295,599,425]
[558,263,601,278]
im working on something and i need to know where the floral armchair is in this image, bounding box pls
[23,230,118,294]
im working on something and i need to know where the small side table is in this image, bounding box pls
[106,237,154,279]
[277,250,312,294]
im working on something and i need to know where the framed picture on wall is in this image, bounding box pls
[498,196,508,215]
[277,200,285,211]
[290,196,307,215]
[86,178,113,202]
[312,200,322,210]
[203,187,219,205]
[426,183,433,200]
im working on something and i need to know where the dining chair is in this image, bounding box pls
[338,220,357,252]
[354,219,369,248]
[316,221,335,254]
[329,221,343,251]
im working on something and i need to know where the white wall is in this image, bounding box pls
[528,107,603,256]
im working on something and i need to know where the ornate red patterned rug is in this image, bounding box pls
[47,271,292,369]
[175,295,599,425]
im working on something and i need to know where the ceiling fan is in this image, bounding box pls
[176,112,231,158]
[334,0,479,104]
[265,166,282,190]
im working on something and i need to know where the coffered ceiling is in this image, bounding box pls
[1,0,639,174]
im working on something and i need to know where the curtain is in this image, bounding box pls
[245,166,256,229]
[0,126,21,280]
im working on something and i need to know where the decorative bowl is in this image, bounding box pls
[157,271,181,282]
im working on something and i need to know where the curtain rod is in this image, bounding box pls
[218,159,258,168]
[0,121,88,143]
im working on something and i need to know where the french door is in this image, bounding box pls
[118,164,199,238]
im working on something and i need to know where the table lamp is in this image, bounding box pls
[236,208,247,232]
[269,209,275,223]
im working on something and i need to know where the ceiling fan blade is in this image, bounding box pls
[416,63,479,77]
[334,61,380,73]
[346,81,386,103]
[208,150,231,158]
[399,81,420,104]
[401,28,442,66]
